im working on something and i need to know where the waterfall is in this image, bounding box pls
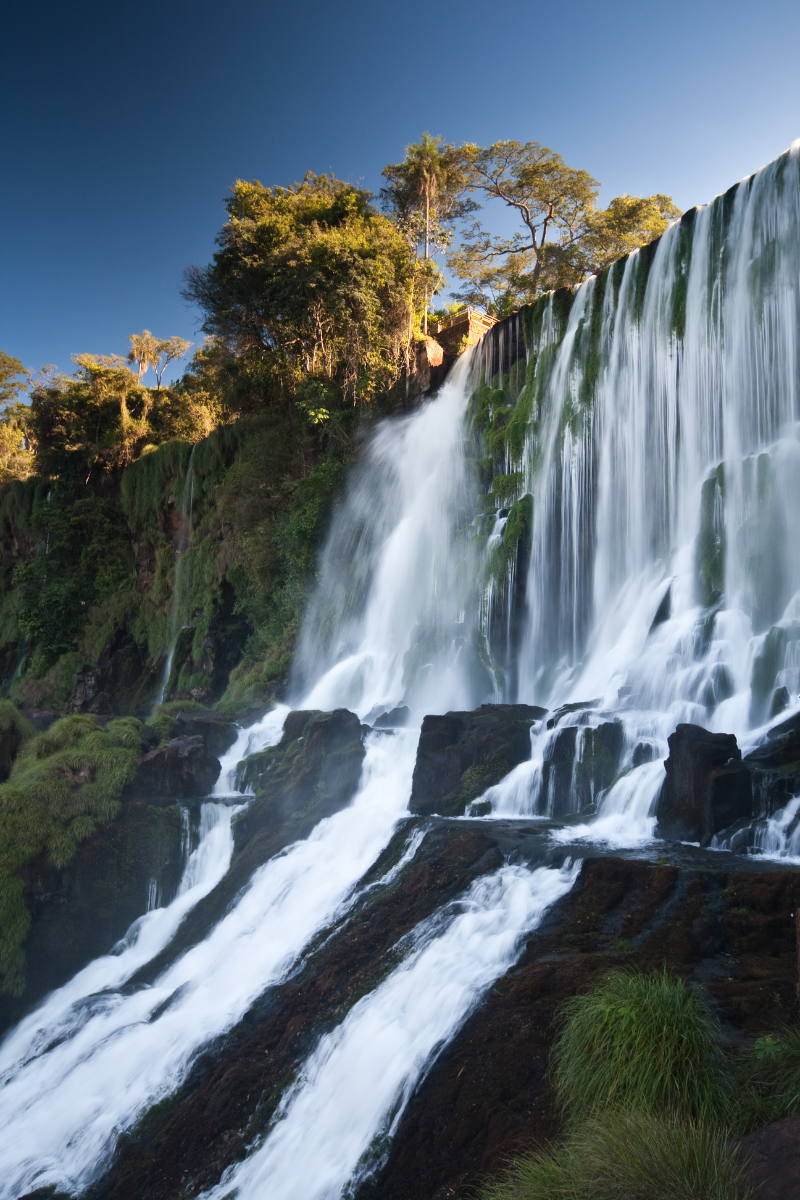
[202,861,579,1200]
[2,142,800,1199]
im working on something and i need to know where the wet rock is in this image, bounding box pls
[745,711,800,813]
[573,721,625,812]
[374,705,411,729]
[739,1116,800,1200]
[546,699,600,730]
[410,703,546,817]
[656,723,752,844]
[770,685,790,718]
[0,799,183,1036]
[542,725,578,818]
[134,735,221,798]
[173,709,238,757]
[633,740,656,768]
[235,708,366,849]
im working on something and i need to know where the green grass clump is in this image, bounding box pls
[552,969,728,1123]
[480,1112,753,1200]
[0,714,145,994]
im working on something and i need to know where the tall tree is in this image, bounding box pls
[0,351,30,408]
[449,141,681,313]
[183,173,415,407]
[381,134,474,334]
[128,332,192,389]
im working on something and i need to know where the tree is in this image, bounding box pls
[381,134,475,334]
[128,332,192,389]
[0,351,30,409]
[183,173,415,407]
[448,140,681,313]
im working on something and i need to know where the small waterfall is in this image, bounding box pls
[157,446,197,705]
[202,860,579,1200]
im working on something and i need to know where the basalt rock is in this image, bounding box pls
[656,723,752,844]
[173,709,238,757]
[542,724,578,818]
[745,710,800,814]
[572,721,625,813]
[0,798,183,1036]
[410,703,547,817]
[235,708,366,849]
[134,734,221,798]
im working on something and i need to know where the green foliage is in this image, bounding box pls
[448,141,681,313]
[13,492,135,672]
[183,172,415,407]
[552,969,728,1123]
[0,713,144,993]
[478,1112,753,1200]
[0,351,31,407]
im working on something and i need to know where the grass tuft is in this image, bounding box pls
[552,968,728,1123]
[479,1112,752,1200]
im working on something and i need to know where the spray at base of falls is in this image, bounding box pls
[203,860,580,1200]
[0,731,417,1200]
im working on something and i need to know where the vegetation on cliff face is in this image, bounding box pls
[0,712,144,994]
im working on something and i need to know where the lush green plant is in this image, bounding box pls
[552,969,729,1123]
[479,1112,753,1200]
[0,714,144,994]
[729,1023,800,1131]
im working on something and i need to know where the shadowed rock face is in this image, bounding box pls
[656,723,753,844]
[745,711,800,813]
[739,1116,800,1200]
[410,704,547,817]
[135,735,221,798]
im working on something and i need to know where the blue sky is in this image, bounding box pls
[2,0,799,385]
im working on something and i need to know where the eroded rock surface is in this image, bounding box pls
[656,723,752,843]
[410,703,546,816]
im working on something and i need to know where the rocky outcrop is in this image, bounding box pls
[656,723,752,843]
[172,709,239,757]
[410,703,546,817]
[134,735,221,798]
[739,1116,800,1200]
[235,708,366,849]
[745,710,800,813]
[0,798,183,1035]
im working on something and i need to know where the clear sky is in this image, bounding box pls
[2,0,799,385]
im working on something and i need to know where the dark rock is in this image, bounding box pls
[174,709,238,757]
[649,581,671,632]
[374,705,411,729]
[739,1116,800,1200]
[0,799,183,1036]
[134,735,221,798]
[546,699,600,730]
[542,725,578,818]
[744,711,800,815]
[656,723,752,844]
[633,740,656,768]
[410,704,546,817]
[0,717,28,782]
[19,708,60,732]
[573,721,624,812]
[770,686,790,718]
[235,708,366,849]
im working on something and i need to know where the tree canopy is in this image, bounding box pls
[447,141,681,314]
[183,173,416,408]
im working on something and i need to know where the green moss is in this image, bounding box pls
[670,207,696,341]
[695,470,726,608]
[0,713,145,994]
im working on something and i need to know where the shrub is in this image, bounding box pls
[551,969,728,1123]
[729,1023,800,1132]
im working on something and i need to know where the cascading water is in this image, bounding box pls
[3,143,800,1200]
